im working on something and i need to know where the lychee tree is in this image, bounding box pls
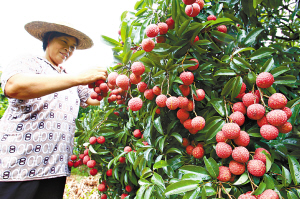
[73,0,300,198]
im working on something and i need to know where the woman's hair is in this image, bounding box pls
[42,31,78,51]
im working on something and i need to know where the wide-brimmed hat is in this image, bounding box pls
[25,21,93,50]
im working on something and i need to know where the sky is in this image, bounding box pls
[0,0,137,73]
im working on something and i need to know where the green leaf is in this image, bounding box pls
[171,132,182,143]
[179,165,211,181]
[154,116,164,135]
[130,50,146,62]
[249,47,275,60]
[263,174,275,189]
[135,7,148,16]
[243,28,264,46]
[274,75,296,85]
[178,18,191,37]
[282,165,292,187]
[214,69,236,76]
[270,66,290,77]
[252,182,266,195]
[231,76,243,100]
[221,77,235,97]
[101,35,121,47]
[209,99,225,117]
[153,160,169,170]
[151,172,165,189]
[165,180,199,195]
[232,47,255,56]
[232,57,253,70]
[261,58,274,72]
[166,148,182,155]
[233,172,248,185]
[287,190,299,199]
[203,156,219,178]
[288,155,300,185]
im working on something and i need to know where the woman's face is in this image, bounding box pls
[45,35,77,66]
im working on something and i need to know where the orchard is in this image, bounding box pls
[72,0,300,198]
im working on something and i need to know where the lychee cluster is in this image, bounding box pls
[89,79,109,102]
[183,139,205,159]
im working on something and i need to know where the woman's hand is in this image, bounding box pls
[75,67,107,85]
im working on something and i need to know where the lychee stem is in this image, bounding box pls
[224,97,229,123]
[247,171,258,190]
[219,182,233,199]
[257,87,268,108]
[161,72,167,92]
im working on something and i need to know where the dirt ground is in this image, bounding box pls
[63,174,100,199]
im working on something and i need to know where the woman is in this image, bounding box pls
[0,21,107,199]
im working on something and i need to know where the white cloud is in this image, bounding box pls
[0,0,137,73]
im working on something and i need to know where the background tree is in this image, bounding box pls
[73,0,300,198]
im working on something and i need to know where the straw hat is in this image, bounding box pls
[25,21,93,50]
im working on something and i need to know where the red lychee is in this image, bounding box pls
[142,38,155,52]
[71,155,77,161]
[186,145,194,155]
[217,25,227,33]
[182,138,190,147]
[238,193,256,199]
[124,146,132,153]
[217,166,231,182]
[137,82,148,92]
[87,160,96,168]
[247,159,266,177]
[229,111,245,126]
[188,58,199,71]
[266,109,287,126]
[222,123,241,139]
[178,96,189,109]
[89,136,97,145]
[232,146,249,163]
[277,122,292,134]
[253,148,270,164]
[257,116,268,127]
[195,0,204,9]
[216,142,232,159]
[191,116,205,131]
[259,189,279,199]
[242,93,259,107]
[268,93,288,109]
[125,185,132,192]
[145,24,159,37]
[156,94,167,107]
[131,62,145,76]
[157,22,168,35]
[193,89,205,101]
[121,193,128,199]
[233,131,250,147]
[229,160,245,175]
[238,82,247,94]
[133,129,142,138]
[116,75,130,90]
[144,89,155,100]
[282,107,292,119]
[185,100,194,112]
[98,184,106,192]
[128,97,143,111]
[232,102,247,115]
[182,0,196,5]
[119,156,126,164]
[180,71,194,85]
[256,72,274,88]
[183,119,193,129]
[177,109,190,121]
[207,15,217,21]
[166,17,175,29]
[130,73,141,84]
[247,104,265,120]
[107,72,119,86]
[90,168,98,176]
[152,86,161,95]
[166,96,179,110]
[192,146,205,159]
[260,124,279,140]
[216,131,227,143]
[97,136,105,144]
[179,85,191,96]
[185,3,201,17]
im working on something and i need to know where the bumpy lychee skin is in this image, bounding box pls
[229,160,246,175]
[145,24,159,37]
[247,104,265,120]
[268,93,288,109]
[130,73,141,84]
[157,22,169,35]
[253,148,270,164]
[191,116,205,131]
[217,25,227,33]
[260,124,279,140]
[128,97,143,111]
[233,102,247,115]
[242,93,259,107]
[166,96,179,110]
[233,131,250,147]
[232,146,250,163]
[266,109,287,126]
[97,136,105,144]
[257,116,269,127]
[216,142,232,159]
[278,122,292,134]
[133,129,142,138]
[238,193,256,199]
[248,160,266,177]
[282,107,292,119]
[238,82,247,94]
[178,96,189,109]
[195,0,204,9]
[152,86,161,95]
[180,71,194,85]
[137,82,148,92]
[142,38,155,52]
[116,75,130,90]
[216,131,227,143]
[166,17,175,29]
[131,62,145,76]
[182,138,190,147]
[185,3,201,17]
[177,109,190,121]
[186,145,194,155]
[259,189,279,199]
[182,0,196,5]
[229,111,245,126]
[192,146,205,159]
[193,89,205,101]
[217,166,231,182]
[207,15,217,21]
[256,72,274,88]
[222,123,241,139]
[188,58,199,71]
[183,119,193,129]
[156,94,167,107]
[107,72,119,86]
[179,85,191,96]
[144,89,155,100]
[185,100,194,112]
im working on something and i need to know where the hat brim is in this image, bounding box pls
[25,21,93,50]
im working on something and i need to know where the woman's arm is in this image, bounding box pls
[86,97,101,106]
[5,67,107,100]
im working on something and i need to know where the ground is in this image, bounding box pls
[63,174,100,199]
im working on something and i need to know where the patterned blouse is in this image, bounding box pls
[0,55,91,181]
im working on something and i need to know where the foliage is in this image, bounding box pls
[0,72,9,119]
[75,0,300,198]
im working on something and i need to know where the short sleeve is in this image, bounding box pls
[77,85,92,108]
[1,55,42,94]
